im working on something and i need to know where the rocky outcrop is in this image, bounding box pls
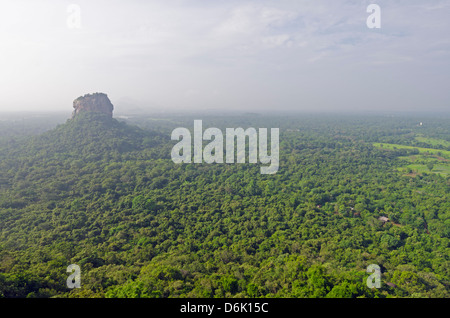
[72,93,114,118]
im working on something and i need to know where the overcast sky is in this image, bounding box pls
[0,0,449,113]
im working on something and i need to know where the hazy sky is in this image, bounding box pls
[1,0,449,113]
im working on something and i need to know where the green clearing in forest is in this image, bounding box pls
[415,136,450,149]
[373,142,450,176]
[373,142,450,158]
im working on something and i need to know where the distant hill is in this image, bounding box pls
[37,112,149,155]
[1,93,167,161]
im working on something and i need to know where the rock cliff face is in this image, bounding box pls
[72,93,114,118]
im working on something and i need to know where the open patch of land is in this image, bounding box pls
[373,140,450,176]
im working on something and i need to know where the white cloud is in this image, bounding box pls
[214,4,297,36]
[0,0,449,112]
[260,34,292,49]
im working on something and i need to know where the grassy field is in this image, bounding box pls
[434,164,450,175]
[399,161,450,177]
[373,142,450,158]
[415,136,450,148]
[373,141,450,176]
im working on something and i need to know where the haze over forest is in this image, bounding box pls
[0,0,449,113]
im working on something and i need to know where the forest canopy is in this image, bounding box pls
[0,112,449,298]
